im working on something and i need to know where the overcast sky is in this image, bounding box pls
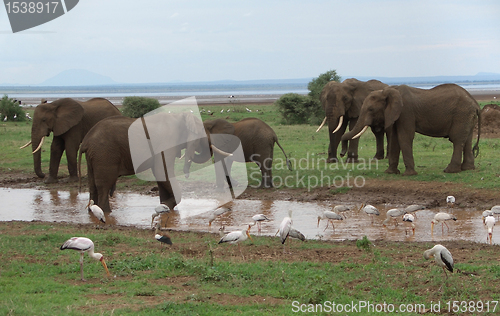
[1,0,499,84]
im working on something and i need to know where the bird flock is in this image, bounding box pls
[57,195,497,282]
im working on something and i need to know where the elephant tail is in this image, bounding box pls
[275,138,293,171]
[473,108,480,158]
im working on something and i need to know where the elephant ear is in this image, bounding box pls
[383,88,403,130]
[185,112,205,136]
[204,119,235,134]
[53,99,84,136]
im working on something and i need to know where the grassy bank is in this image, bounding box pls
[1,221,499,315]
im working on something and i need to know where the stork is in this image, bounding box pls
[208,206,231,227]
[251,214,270,233]
[431,212,457,234]
[485,215,495,245]
[424,244,454,290]
[482,210,493,224]
[87,200,105,223]
[361,204,380,224]
[404,204,425,218]
[402,213,415,235]
[333,205,350,218]
[491,205,500,221]
[218,225,253,259]
[383,208,406,227]
[60,237,110,281]
[317,210,343,232]
[288,227,305,241]
[151,204,170,227]
[279,210,293,254]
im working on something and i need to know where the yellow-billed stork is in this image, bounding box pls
[333,205,351,218]
[60,237,110,281]
[485,215,495,245]
[208,206,231,227]
[383,208,406,227]
[218,224,253,259]
[424,244,454,287]
[446,196,455,207]
[251,214,270,233]
[87,200,105,223]
[431,212,457,234]
[491,205,500,220]
[361,204,380,224]
[317,210,343,232]
[154,221,172,245]
[402,213,415,235]
[151,204,170,227]
[279,210,293,253]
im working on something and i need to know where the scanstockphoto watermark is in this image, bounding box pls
[291,301,426,313]
[248,153,379,191]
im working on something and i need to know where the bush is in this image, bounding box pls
[121,96,161,118]
[0,95,26,122]
[307,69,341,101]
[275,93,323,125]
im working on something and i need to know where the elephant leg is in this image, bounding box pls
[224,160,238,188]
[94,165,119,212]
[339,140,348,158]
[461,128,475,171]
[87,161,98,204]
[399,129,417,176]
[213,153,227,191]
[385,126,401,174]
[46,137,65,184]
[157,180,178,210]
[445,124,471,173]
[372,129,385,160]
[328,119,349,163]
[64,139,80,182]
[345,118,359,163]
[260,152,274,188]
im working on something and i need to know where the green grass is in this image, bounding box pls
[1,222,499,315]
[2,104,500,192]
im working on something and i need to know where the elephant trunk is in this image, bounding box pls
[32,136,45,178]
[342,124,367,141]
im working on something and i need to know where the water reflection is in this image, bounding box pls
[0,187,496,245]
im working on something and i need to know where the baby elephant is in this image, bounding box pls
[204,118,292,188]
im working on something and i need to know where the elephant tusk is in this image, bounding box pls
[315,117,327,133]
[19,140,32,149]
[32,137,45,154]
[179,153,185,160]
[332,116,344,134]
[211,144,233,157]
[352,126,368,139]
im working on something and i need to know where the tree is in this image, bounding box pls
[122,96,161,118]
[0,95,25,121]
[307,70,341,101]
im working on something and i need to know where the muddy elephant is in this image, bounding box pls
[342,84,481,175]
[317,78,388,162]
[78,113,216,212]
[203,118,291,188]
[20,98,121,183]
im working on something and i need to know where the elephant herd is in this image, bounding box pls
[21,80,481,211]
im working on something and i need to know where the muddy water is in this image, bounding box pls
[0,187,496,245]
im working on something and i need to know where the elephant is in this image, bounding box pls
[203,117,292,189]
[342,84,481,176]
[20,98,121,184]
[78,112,218,212]
[317,78,388,162]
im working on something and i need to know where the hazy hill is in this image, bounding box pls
[39,69,117,86]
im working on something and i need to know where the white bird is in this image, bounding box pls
[361,204,380,224]
[60,237,110,281]
[13,113,17,120]
[485,215,495,245]
[151,204,170,227]
[424,244,454,284]
[383,208,406,227]
[333,205,351,218]
[491,205,500,220]
[246,107,252,112]
[482,210,493,224]
[431,212,457,234]
[154,221,173,245]
[279,210,293,254]
[87,200,105,223]
[317,210,343,232]
[404,205,425,218]
[446,196,455,207]
[3,116,7,122]
[208,206,231,227]
[218,225,253,259]
[227,109,230,112]
[25,113,32,120]
[402,213,415,235]
[251,214,270,233]
[221,109,224,113]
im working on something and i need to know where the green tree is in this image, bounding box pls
[274,93,323,125]
[121,96,161,118]
[0,95,25,121]
[307,69,341,101]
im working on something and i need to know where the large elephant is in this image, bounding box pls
[20,98,121,183]
[342,84,481,175]
[203,117,291,188]
[78,113,216,212]
[317,78,388,162]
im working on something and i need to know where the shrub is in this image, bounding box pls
[274,93,323,125]
[121,96,161,118]
[307,69,341,101]
[0,95,25,121]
